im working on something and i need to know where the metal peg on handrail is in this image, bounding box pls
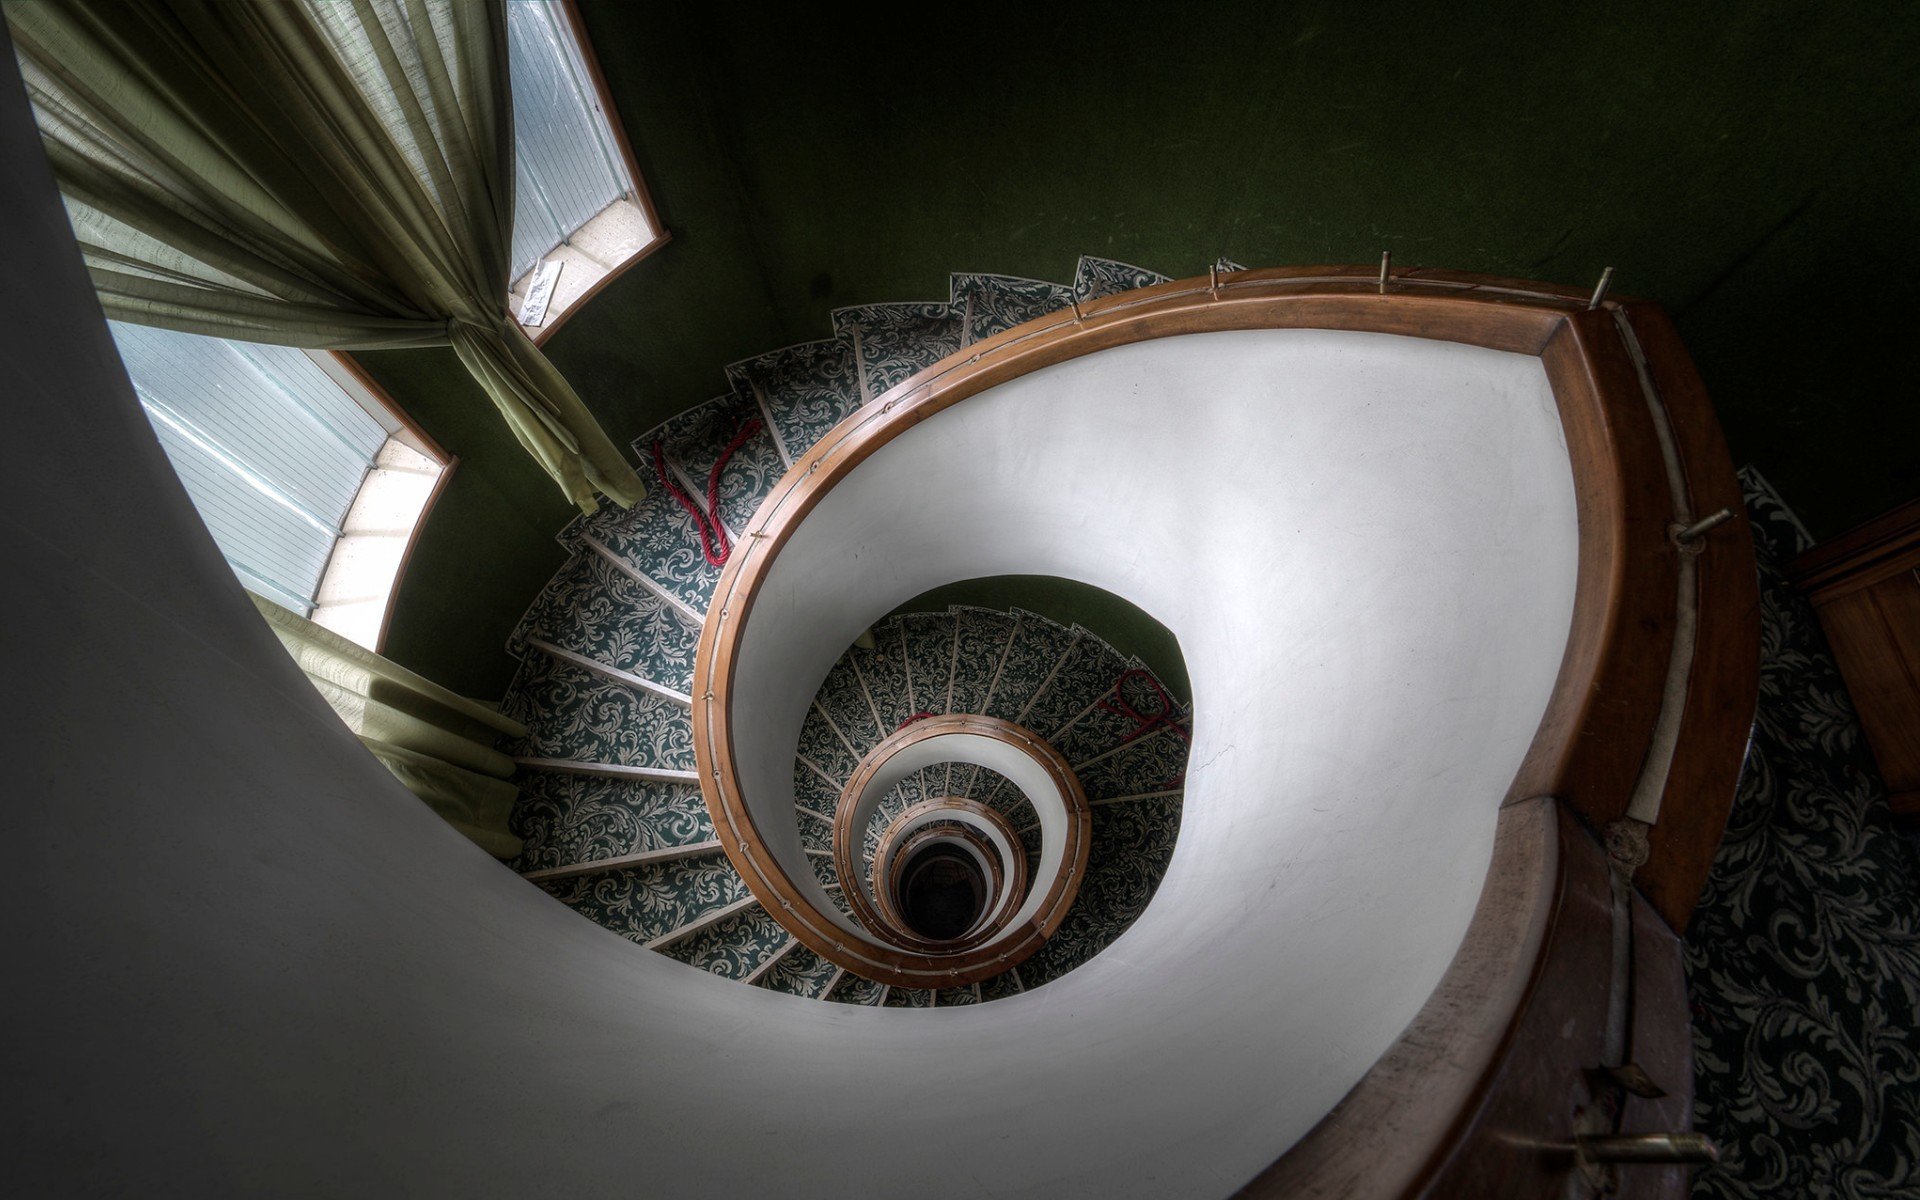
[1208,263,1219,298]
[1378,251,1391,294]
[1588,266,1616,310]
[1577,1132,1720,1165]
[1673,507,1734,544]
[1069,294,1085,322]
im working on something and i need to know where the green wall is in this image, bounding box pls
[373,0,1920,698]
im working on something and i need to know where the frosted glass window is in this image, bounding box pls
[506,1,635,280]
[110,323,395,614]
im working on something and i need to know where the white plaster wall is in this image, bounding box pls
[0,35,1578,1197]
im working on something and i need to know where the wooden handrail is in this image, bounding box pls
[802,713,1088,985]
[870,805,1027,949]
[692,264,1757,1000]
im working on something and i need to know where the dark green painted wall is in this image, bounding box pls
[374,0,1920,698]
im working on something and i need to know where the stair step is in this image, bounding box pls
[858,618,916,733]
[979,968,1025,1002]
[793,755,843,825]
[754,943,842,998]
[501,654,695,773]
[658,902,791,980]
[807,851,849,912]
[540,856,753,949]
[947,607,1016,719]
[934,984,981,1006]
[726,338,862,469]
[826,973,885,1006]
[509,549,699,693]
[897,610,959,719]
[521,838,724,884]
[510,767,712,875]
[979,610,1077,726]
[797,701,861,784]
[1019,627,1132,744]
[526,639,691,707]
[883,986,933,1008]
[1051,656,1157,766]
[557,484,719,619]
[1076,724,1191,801]
[1014,794,1181,989]
[1072,256,1169,303]
[831,301,966,403]
[643,391,786,545]
[813,652,887,758]
[950,272,1074,346]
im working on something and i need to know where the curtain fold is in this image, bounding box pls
[252,594,528,860]
[6,0,643,513]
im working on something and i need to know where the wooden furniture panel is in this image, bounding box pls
[1790,499,1920,824]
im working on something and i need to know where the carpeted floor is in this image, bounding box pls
[1684,470,1920,1198]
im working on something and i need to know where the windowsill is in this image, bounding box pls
[511,197,666,346]
[310,438,449,651]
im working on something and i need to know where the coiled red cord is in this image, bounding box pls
[651,416,764,567]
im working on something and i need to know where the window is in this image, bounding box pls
[504,0,663,338]
[111,323,448,650]
[102,1,647,650]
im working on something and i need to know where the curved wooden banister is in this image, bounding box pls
[869,802,1029,949]
[691,263,1756,1191]
[695,264,1754,948]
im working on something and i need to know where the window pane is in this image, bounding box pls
[505,0,630,279]
[110,323,389,613]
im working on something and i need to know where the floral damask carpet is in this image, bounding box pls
[1683,471,1920,1198]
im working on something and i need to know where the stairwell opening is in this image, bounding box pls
[899,843,987,942]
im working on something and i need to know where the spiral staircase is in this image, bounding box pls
[498,258,1196,1003]
[12,70,1764,1191]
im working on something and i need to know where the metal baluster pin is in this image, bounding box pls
[1588,266,1616,310]
[1378,251,1392,295]
[1673,507,1735,545]
[1577,1132,1720,1165]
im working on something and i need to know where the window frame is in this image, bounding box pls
[511,0,669,347]
[322,352,458,653]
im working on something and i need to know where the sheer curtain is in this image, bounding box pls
[6,0,643,513]
[253,594,527,859]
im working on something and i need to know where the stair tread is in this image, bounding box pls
[832,301,967,403]
[827,973,885,1006]
[726,337,862,469]
[659,903,789,981]
[559,484,720,619]
[951,272,1074,345]
[1019,628,1133,744]
[1015,794,1181,989]
[540,855,753,947]
[510,768,711,875]
[979,610,1077,725]
[510,550,698,693]
[756,944,840,998]
[500,654,694,773]
[1073,256,1169,302]
[643,391,786,544]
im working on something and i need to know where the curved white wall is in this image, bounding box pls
[1,39,1578,1197]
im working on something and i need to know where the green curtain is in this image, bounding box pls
[252,594,528,859]
[5,0,643,514]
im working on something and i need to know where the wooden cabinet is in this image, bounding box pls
[1790,499,1920,825]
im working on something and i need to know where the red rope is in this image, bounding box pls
[650,416,764,567]
[1099,668,1191,748]
[898,711,940,731]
